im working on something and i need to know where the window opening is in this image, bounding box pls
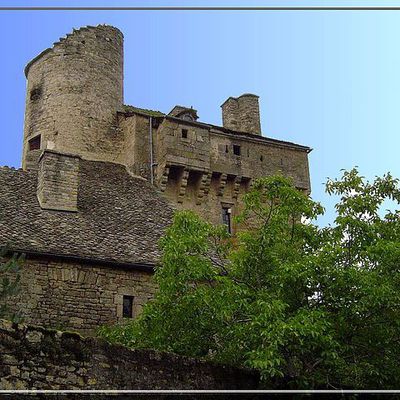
[28,135,41,151]
[30,87,42,101]
[233,145,241,156]
[181,129,188,139]
[122,295,134,318]
[222,207,232,234]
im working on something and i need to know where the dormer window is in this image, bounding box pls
[168,106,199,121]
[181,113,195,122]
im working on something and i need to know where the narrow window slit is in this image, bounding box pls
[123,295,134,318]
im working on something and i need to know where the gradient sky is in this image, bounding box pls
[1,0,399,226]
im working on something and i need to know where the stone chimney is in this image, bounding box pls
[37,150,80,212]
[221,93,261,135]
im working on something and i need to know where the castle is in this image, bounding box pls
[0,25,311,333]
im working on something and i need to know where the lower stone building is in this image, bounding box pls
[0,152,173,334]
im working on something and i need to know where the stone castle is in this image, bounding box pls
[0,25,311,333]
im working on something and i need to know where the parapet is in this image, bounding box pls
[24,24,123,77]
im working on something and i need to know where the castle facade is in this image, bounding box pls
[0,25,311,333]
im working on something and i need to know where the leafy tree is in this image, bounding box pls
[0,248,23,322]
[99,169,400,389]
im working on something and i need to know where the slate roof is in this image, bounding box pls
[0,160,174,268]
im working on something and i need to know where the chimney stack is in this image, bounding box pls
[221,93,261,135]
[37,150,80,212]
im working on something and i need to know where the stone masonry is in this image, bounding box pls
[37,150,80,212]
[0,319,259,390]
[23,25,124,169]
[221,93,262,134]
[6,257,156,335]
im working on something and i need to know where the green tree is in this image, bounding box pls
[0,248,23,322]
[99,169,400,389]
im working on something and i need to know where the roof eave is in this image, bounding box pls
[3,248,156,273]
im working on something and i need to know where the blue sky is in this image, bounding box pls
[0,0,399,225]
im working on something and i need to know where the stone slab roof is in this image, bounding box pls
[0,160,174,268]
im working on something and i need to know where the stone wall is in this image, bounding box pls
[22,25,124,169]
[0,319,260,390]
[7,256,156,335]
[154,117,310,230]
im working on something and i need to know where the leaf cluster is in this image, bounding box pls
[0,248,24,322]
[99,170,400,389]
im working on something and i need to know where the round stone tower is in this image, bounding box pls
[22,25,124,170]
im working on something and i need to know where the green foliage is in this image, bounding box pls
[0,248,24,322]
[99,169,400,389]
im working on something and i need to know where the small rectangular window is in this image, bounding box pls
[181,129,188,139]
[225,145,229,153]
[122,295,134,318]
[233,145,241,156]
[222,207,232,234]
[28,135,41,151]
